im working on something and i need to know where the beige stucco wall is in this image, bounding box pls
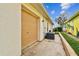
[44,18,48,33]
[39,17,53,41]
[48,23,53,32]
[44,18,53,32]
[39,17,44,41]
[0,4,21,56]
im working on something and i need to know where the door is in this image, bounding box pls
[21,8,39,49]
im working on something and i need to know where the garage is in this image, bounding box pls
[21,5,39,49]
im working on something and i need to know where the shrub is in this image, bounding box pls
[53,27,62,32]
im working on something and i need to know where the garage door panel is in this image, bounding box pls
[22,9,38,48]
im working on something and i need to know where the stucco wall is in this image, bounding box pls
[66,16,79,36]
[43,18,47,33]
[48,23,52,32]
[0,4,21,56]
[39,17,45,41]
[39,18,53,41]
[73,16,79,36]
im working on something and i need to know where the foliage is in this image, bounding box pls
[53,27,62,32]
[56,14,67,27]
[61,32,79,55]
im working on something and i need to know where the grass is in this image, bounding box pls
[61,32,79,55]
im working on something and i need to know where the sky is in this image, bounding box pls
[43,3,79,27]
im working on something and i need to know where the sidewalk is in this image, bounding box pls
[22,34,66,56]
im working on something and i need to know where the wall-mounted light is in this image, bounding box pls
[42,20,44,22]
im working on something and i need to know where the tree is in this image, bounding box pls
[56,13,67,27]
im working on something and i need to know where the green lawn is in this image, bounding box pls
[61,32,79,55]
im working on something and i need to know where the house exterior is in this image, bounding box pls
[0,3,53,56]
[65,11,79,37]
[21,3,53,50]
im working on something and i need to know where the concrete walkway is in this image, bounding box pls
[22,34,66,56]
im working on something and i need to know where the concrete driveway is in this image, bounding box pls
[22,34,66,56]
